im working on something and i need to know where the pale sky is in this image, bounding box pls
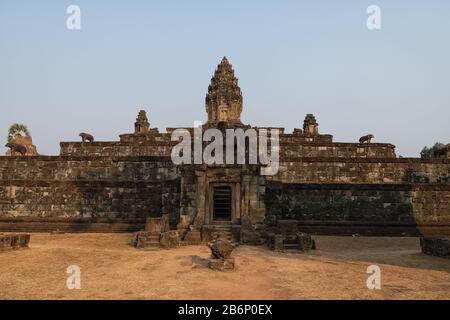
[1,0,449,156]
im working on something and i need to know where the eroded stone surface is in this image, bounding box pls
[208,238,235,259]
[421,237,450,259]
[0,233,30,252]
[208,257,235,271]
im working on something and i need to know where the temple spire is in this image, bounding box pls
[205,57,243,125]
[134,110,150,134]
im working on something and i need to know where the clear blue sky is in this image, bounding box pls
[1,0,449,156]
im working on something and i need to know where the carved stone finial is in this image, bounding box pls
[303,114,319,135]
[135,110,150,134]
[205,57,243,125]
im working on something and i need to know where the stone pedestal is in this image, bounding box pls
[145,215,170,233]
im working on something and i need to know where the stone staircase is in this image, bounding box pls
[143,233,161,248]
[210,224,234,242]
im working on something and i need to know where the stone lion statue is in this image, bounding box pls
[79,133,94,143]
[5,142,27,156]
[359,134,374,144]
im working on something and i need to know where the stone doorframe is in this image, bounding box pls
[207,182,240,224]
[191,165,265,229]
[194,167,241,227]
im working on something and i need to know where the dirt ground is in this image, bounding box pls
[0,233,449,300]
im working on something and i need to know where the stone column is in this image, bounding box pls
[194,169,207,228]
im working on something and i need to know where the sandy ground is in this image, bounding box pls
[0,233,449,300]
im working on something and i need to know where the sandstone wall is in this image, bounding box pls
[266,182,450,223]
[275,158,450,184]
[267,157,450,235]
[1,152,449,235]
[0,156,180,229]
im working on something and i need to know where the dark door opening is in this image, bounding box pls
[213,186,232,221]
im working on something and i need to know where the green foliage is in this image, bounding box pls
[420,142,445,158]
[7,123,30,143]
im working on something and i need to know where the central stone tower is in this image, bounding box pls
[205,57,243,126]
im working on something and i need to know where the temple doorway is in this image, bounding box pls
[213,186,232,221]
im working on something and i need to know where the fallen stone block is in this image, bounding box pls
[208,238,235,259]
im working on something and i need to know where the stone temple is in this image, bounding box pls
[0,57,449,242]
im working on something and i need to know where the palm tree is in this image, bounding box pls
[7,123,30,143]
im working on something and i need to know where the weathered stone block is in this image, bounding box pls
[240,228,262,245]
[145,215,170,233]
[296,232,316,251]
[183,229,202,244]
[0,233,30,252]
[273,234,284,251]
[131,231,149,248]
[209,238,234,259]
[420,236,450,259]
[159,230,179,249]
[208,258,235,271]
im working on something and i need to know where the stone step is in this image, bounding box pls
[209,226,233,232]
[283,243,299,248]
[211,230,233,241]
[144,242,160,248]
[211,229,232,234]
